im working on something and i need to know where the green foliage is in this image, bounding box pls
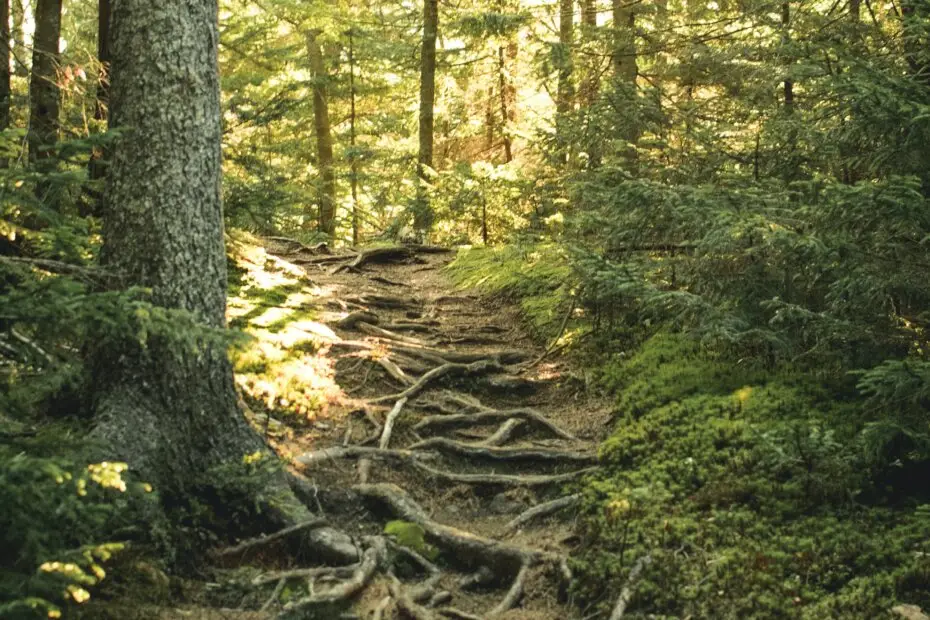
[0,436,150,619]
[447,242,572,338]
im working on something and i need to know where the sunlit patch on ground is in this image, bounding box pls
[225,232,347,428]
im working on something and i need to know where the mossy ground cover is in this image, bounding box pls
[451,244,930,619]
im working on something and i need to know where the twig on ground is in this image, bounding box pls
[379,397,409,450]
[522,298,576,371]
[480,419,525,446]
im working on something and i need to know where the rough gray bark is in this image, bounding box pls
[92,0,356,563]
[28,0,61,168]
[89,0,111,178]
[414,0,438,233]
[555,0,574,162]
[307,29,336,236]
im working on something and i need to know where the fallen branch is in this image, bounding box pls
[410,437,597,464]
[368,359,502,405]
[488,561,530,618]
[411,461,596,487]
[608,554,653,620]
[504,494,581,533]
[414,409,578,442]
[214,517,328,558]
[277,537,386,618]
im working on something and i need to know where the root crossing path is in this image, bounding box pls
[244,241,611,620]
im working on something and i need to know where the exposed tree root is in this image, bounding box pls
[355,483,562,574]
[214,517,328,558]
[346,294,417,310]
[371,275,408,287]
[608,554,653,620]
[436,608,483,620]
[358,321,433,346]
[481,419,525,446]
[369,359,502,405]
[411,460,596,487]
[386,321,440,333]
[337,310,380,329]
[409,437,597,464]
[252,564,360,587]
[389,578,441,620]
[277,537,386,619]
[504,494,581,533]
[376,357,414,386]
[379,397,410,449]
[488,561,531,618]
[413,409,578,441]
[296,445,428,467]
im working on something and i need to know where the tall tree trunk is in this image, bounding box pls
[84,0,111,216]
[415,0,438,234]
[307,29,336,237]
[579,0,598,107]
[782,1,793,111]
[11,0,24,76]
[0,0,11,134]
[498,43,516,163]
[28,0,61,173]
[347,29,360,246]
[555,0,574,162]
[612,0,636,82]
[92,0,356,562]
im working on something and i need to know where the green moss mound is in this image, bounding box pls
[575,334,930,619]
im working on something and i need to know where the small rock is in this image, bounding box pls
[892,605,930,620]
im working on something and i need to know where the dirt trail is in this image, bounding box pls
[248,240,612,619]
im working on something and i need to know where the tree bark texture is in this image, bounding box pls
[308,30,336,236]
[0,0,11,133]
[28,0,61,167]
[92,1,315,545]
[415,0,438,233]
[555,0,574,160]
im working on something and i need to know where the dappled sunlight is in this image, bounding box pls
[227,234,351,427]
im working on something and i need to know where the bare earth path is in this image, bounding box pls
[233,240,613,620]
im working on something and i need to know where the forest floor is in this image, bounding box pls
[136,235,611,619]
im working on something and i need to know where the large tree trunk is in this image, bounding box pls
[611,0,636,81]
[414,0,437,234]
[579,0,598,107]
[307,30,336,236]
[28,0,61,174]
[347,28,360,246]
[498,43,516,163]
[92,0,356,563]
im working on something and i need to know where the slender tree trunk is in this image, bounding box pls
[782,2,793,110]
[849,0,860,22]
[11,0,24,76]
[0,0,11,134]
[347,29,360,246]
[498,44,515,163]
[307,30,336,237]
[28,0,61,173]
[415,0,438,234]
[612,0,636,82]
[92,0,356,562]
[555,0,574,162]
[90,0,111,172]
[579,0,598,107]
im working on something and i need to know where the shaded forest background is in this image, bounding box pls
[2,0,930,617]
